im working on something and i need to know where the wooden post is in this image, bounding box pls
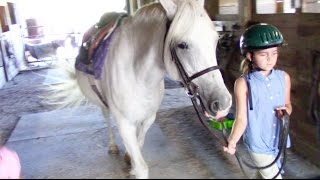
[137,0,142,9]
[126,0,131,14]
[204,0,219,20]
[127,0,138,15]
[239,0,245,24]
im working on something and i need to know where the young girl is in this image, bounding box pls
[0,146,21,179]
[223,23,292,179]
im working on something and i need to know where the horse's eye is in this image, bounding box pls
[177,42,188,49]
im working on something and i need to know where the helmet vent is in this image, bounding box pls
[271,31,276,39]
[267,32,272,42]
[260,33,271,43]
[259,34,265,43]
[275,31,279,40]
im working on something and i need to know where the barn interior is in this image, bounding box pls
[0,0,319,177]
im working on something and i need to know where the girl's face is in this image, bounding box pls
[247,47,279,72]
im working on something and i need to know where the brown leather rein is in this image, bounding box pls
[168,41,226,147]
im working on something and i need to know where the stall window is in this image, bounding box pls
[219,0,238,14]
[302,0,320,13]
[256,0,296,14]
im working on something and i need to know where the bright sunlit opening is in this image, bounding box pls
[19,0,126,35]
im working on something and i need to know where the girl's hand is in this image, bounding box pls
[223,141,237,155]
[276,107,288,119]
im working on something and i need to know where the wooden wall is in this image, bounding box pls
[252,12,320,168]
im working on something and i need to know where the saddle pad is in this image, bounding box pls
[75,13,127,79]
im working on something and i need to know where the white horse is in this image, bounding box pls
[53,0,232,178]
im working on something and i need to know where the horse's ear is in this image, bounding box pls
[159,0,178,20]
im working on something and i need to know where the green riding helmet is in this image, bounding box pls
[240,23,284,56]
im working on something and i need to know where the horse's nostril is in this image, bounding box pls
[210,101,220,113]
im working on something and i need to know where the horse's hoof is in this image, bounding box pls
[129,169,136,176]
[121,166,131,178]
[124,153,131,165]
[108,145,119,154]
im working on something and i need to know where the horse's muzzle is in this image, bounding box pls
[208,94,232,119]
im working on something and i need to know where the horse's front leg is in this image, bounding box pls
[102,109,119,154]
[118,119,148,179]
[124,113,156,165]
[137,113,156,148]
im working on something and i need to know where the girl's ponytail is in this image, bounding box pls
[240,58,251,74]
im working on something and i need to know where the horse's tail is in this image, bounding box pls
[42,59,88,110]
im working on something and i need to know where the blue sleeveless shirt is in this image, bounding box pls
[244,69,291,155]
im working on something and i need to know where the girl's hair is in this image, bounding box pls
[240,57,253,75]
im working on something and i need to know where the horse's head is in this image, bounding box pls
[160,0,232,119]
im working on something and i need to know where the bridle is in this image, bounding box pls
[169,43,220,111]
[169,43,231,148]
[165,19,228,147]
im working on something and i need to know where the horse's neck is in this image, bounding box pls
[116,16,167,87]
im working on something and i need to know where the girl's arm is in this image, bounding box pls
[223,76,248,155]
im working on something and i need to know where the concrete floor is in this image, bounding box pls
[8,105,220,179]
[4,69,320,179]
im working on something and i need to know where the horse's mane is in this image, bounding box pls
[166,0,214,45]
[131,3,167,31]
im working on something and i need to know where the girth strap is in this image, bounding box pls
[91,85,109,108]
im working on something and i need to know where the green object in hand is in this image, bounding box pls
[209,118,234,131]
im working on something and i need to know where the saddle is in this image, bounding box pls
[76,12,127,65]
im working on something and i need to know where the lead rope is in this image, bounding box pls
[221,109,290,179]
[189,94,229,146]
